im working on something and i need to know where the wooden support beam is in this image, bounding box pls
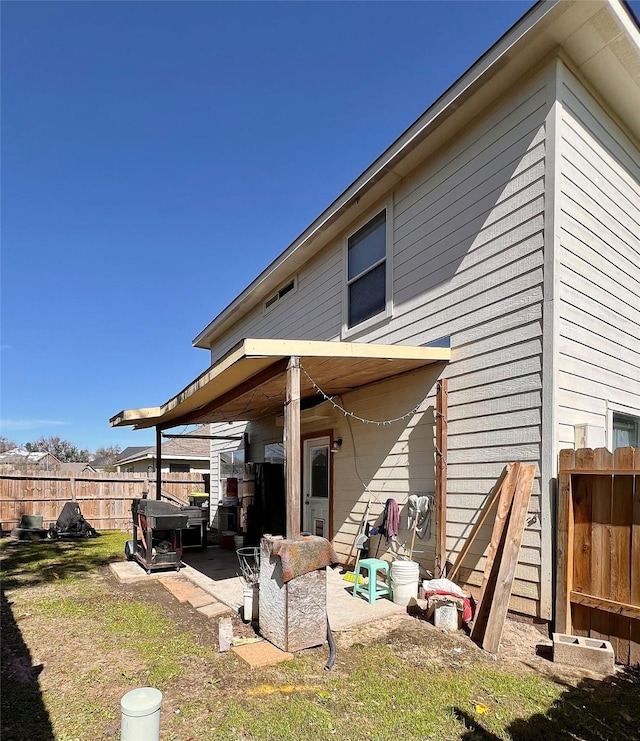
[569,592,640,620]
[155,426,162,501]
[165,357,290,428]
[284,356,301,539]
[435,379,448,576]
[555,470,574,635]
[162,433,244,441]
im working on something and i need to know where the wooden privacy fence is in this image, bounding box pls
[0,470,206,532]
[556,447,640,666]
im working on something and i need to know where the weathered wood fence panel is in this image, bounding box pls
[556,447,640,666]
[0,470,205,532]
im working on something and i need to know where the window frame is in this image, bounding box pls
[341,201,393,337]
[607,401,640,450]
[169,462,191,474]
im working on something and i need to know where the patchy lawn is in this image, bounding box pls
[1,532,638,741]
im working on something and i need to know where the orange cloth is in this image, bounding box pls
[269,536,339,583]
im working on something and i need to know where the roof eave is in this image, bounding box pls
[193,0,640,351]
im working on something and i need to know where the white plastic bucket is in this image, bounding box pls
[390,560,420,606]
[121,687,162,741]
[434,602,460,631]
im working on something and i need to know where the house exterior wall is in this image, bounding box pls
[208,65,554,618]
[209,420,247,529]
[555,63,640,452]
[119,458,210,474]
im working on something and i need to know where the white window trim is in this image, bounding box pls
[341,199,394,339]
[606,400,640,450]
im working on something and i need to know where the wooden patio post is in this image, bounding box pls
[436,379,448,577]
[155,426,162,501]
[284,356,301,539]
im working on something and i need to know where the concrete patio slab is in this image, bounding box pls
[109,560,184,584]
[110,546,407,632]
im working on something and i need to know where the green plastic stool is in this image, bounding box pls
[352,558,393,604]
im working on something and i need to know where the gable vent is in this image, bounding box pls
[264,278,297,312]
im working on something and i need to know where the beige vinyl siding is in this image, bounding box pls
[556,64,640,449]
[208,246,343,363]
[207,68,551,617]
[209,420,247,529]
[322,368,441,569]
[363,71,549,616]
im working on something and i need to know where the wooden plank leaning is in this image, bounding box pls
[448,464,511,583]
[470,463,520,646]
[479,463,537,654]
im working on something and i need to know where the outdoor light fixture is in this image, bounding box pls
[331,438,343,453]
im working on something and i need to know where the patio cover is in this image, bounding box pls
[110,338,450,431]
[110,338,450,537]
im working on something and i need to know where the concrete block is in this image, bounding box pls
[218,616,233,652]
[552,633,615,674]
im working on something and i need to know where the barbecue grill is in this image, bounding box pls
[179,505,209,550]
[129,499,188,574]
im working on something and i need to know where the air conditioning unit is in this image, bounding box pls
[574,424,606,450]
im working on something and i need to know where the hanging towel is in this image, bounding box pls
[380,498,400,545]
[408,494,434,540]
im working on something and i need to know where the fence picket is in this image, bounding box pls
[0,470,206,532]
[558,447,639,666]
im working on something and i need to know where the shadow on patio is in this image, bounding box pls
[180,543,405,631]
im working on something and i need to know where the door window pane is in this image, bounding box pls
[310,447,328,498]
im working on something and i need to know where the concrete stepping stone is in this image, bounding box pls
[198,602,233,619]
[188,590,215,609]
[231,641,293,667]
[158,577,203,603]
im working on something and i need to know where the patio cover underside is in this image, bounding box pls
[110,338,451,430]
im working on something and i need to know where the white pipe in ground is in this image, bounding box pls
[121,687,162,741]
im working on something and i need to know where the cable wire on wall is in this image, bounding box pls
[300,364,428,426]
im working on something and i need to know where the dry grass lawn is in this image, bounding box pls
[2,531,639,741]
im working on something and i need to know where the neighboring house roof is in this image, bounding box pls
[115,446,149,463]
[57,462,97,474]
[192,0,640,351]
[116,428,211,466]
[0,448,61,466]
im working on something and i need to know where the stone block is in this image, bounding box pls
[552,633,615,674]
[218,616,233,652]
[198,602,232,618]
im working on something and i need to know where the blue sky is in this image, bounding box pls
[2,0,633,454]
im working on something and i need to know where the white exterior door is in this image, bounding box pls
[303,436,330,538]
